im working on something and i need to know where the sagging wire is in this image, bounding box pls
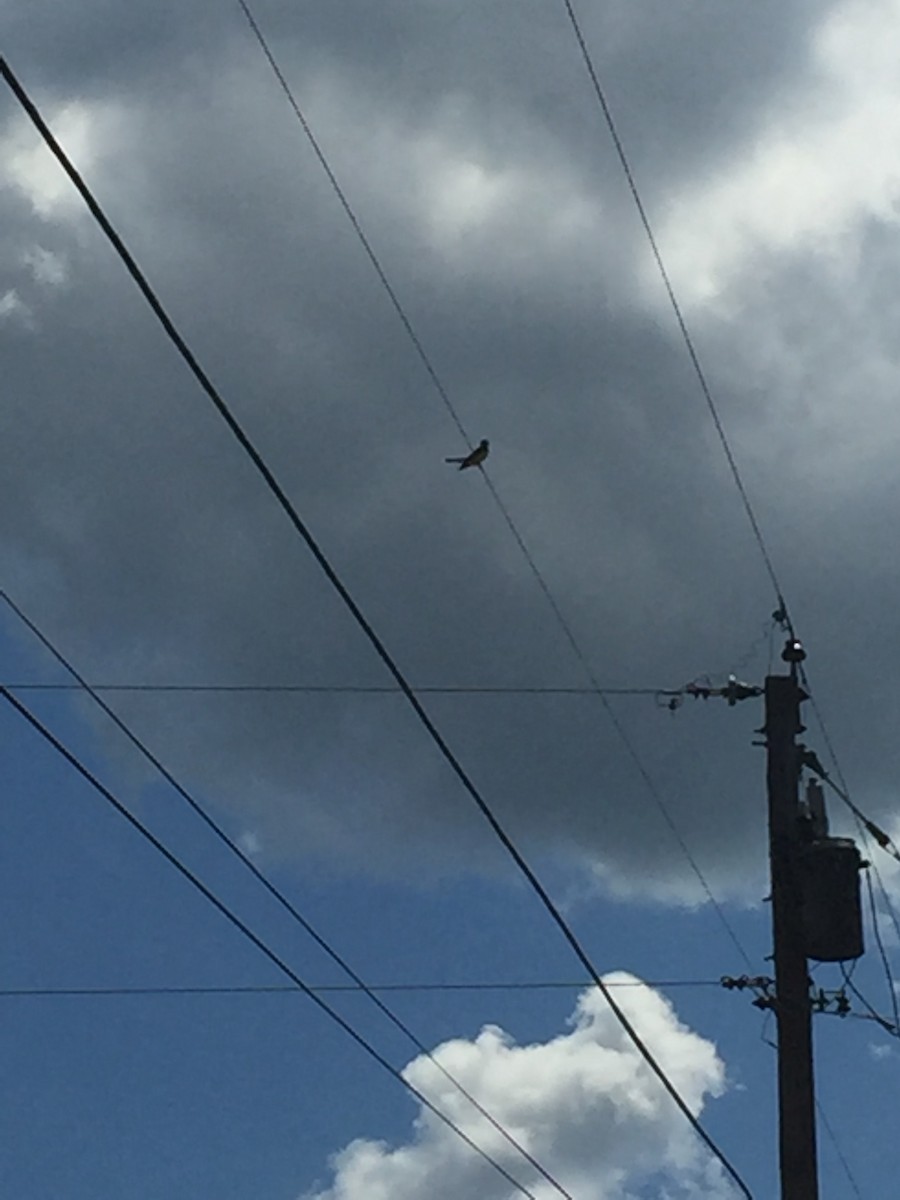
[840,963,899,1040]
[655,616,776,714]
[863,866,900,1039]
[708,615,780,691]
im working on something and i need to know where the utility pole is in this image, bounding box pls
[692,637,865,1197]
[765,652,819,1200]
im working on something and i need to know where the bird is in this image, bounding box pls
[445,439,489,470]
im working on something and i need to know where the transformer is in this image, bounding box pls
[799,837,864,962]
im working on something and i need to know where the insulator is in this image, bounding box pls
[781,637,806,663]
[799,838,864,962]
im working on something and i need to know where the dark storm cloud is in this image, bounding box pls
[2,0,880,903]
[6,0,833,191]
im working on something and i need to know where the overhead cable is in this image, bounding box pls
[557,0,790,630]
[814,1097,865,1200]
[0,681,685,697]
[839,963,899,1040]
[863,867,900,1038]
[0,979,722,999]
[233,1,466,440]
[0,58,751,1198]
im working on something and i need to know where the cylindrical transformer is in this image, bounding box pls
[798,837,864,962]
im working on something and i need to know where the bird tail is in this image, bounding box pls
[445,457,464,463]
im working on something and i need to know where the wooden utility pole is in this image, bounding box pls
[765,663,819,1200]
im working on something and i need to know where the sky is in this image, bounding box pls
[2,0,900,1196]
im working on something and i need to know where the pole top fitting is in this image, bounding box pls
[721,675,763,705]
[781,637,806,664]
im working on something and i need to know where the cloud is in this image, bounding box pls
[302,976,731,1200]
[3,0,900,906]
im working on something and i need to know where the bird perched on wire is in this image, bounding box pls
[445,439,489,470]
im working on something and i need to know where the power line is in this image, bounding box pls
[557,0,791,630]
[863,867,900,1039]
[839,963,899,1040]
[0,687,548,1200]
[0,681,680,697]
[0,593,571,1200]
[0,980,721,999]
[231,0,756,977]
[814,1096,865,1200]
[0,59,752,1198]
[233,0,467,444]
[866,856,900,961]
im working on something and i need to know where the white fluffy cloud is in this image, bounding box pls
[303,977,732,1200]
